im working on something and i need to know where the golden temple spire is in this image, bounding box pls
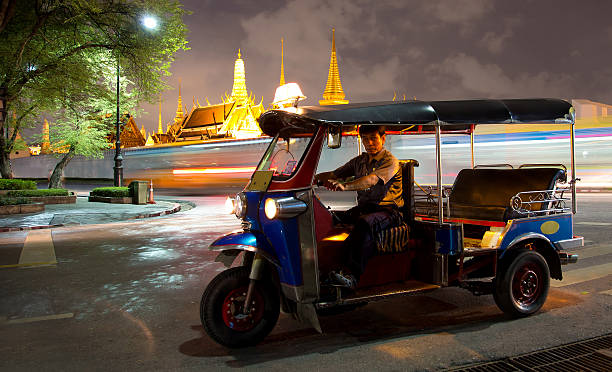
[174,78,184,124]
[157,94,163,134]
[319,28,348,105]
[230,49,248,104]
[280,38,285,86]
[41,119,51,154]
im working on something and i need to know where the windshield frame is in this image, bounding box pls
[255,131,317,181]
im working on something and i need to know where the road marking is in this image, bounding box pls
[18,230,56,267]
[600,289,612,296]
[570,244,612,260]
[552,263,612,287]
[0,262,57,269]
[575,222,612,226]
[3,312,74,325]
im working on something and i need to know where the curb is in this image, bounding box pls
[0,203,182,233]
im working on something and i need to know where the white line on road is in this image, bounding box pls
[575,222,612,226]
[18,230,56,266]
[3,313,74,325]
[552,263,612,287]
[569,245,612,260]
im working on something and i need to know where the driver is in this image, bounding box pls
[315,125,403,289]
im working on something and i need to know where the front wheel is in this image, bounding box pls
[494,250,550,318]
[200,266,280,348]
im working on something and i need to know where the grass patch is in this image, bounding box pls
[6,189,69,197]
[0,179,37,190]
[90,187,130,197]
[0,196,32,206]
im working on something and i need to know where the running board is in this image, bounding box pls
[316,280,440,309]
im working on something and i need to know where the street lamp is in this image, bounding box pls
[113,15,158,187]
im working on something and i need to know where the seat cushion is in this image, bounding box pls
[376,223,411,253]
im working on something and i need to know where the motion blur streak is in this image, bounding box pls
[172,167,256,174]
[123,127,612,191]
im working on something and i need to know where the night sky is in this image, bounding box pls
[138,0,612,134]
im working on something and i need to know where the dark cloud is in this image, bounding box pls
[138,0,612,133]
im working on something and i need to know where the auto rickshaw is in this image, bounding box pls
[200,99,582,348]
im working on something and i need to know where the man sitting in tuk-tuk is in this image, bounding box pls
[315,125,404,289]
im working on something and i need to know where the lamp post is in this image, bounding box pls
[113,56,122,186]
[113,15,158,187]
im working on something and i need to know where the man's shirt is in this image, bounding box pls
[333,149,403,208]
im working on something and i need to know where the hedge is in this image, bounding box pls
[90,187,130,197]
[0,196,32,206]
[6,188,69,197]
[0,179,37,190]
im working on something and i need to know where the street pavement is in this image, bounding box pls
[0,193,610,371]
[0,196,189,268]
[0,196,186,231]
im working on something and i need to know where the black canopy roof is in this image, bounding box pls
[258,98,574,137]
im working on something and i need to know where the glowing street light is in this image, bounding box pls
[142,15,158,30]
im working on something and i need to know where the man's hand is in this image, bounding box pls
[325,179,346,191]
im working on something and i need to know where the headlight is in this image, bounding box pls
[263,197,307,219]
[264,198,278,219]
[234,193,248,219]
[224,196,235,214]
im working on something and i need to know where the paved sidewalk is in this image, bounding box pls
[0,196,186,232]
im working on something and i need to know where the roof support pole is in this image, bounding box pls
[570,117,577,214]
[435,122,443,225]
[470,124,475,169]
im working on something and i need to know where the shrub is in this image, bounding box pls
[6,189,69,197]
[0,196,32,206]
[0,179,37,190]
[90,187,130,197]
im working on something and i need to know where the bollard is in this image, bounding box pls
[148,179,156,204]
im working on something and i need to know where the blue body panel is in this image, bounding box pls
[212,190,304,287]
[435,223,463,255]
[499,213,573,252]
[256,192,303,287]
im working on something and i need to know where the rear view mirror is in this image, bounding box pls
[327,124,342,149]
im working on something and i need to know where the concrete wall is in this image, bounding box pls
[12,150,114,179]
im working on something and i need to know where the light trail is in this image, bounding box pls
[172,167,256,175]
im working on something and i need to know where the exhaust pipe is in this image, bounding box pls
[559,252,579,265]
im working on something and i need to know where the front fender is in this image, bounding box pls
[210,231,280,268]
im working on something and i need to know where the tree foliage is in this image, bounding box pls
[0,0,189,178]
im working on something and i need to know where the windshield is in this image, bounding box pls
[256,134,312,179]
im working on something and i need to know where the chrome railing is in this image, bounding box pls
[510,186,571,216]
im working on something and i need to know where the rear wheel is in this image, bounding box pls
[494,250,550,317]
[200,266,280,348]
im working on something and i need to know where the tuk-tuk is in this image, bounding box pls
[200,99,583,348]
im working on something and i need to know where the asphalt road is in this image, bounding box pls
[0,194,610,371]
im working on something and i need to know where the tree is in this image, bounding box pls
[46,54,139,188]
[0,0,189,178]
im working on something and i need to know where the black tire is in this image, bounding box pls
[200,266,280,348]
[494,250,550,318]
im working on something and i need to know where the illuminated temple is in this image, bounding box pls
[116,30,348,148]
[320,28,349,105]
[150,50,264,144]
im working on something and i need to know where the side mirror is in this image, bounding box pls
[327,124,342,149]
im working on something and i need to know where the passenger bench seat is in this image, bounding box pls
[448,168,566,221]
